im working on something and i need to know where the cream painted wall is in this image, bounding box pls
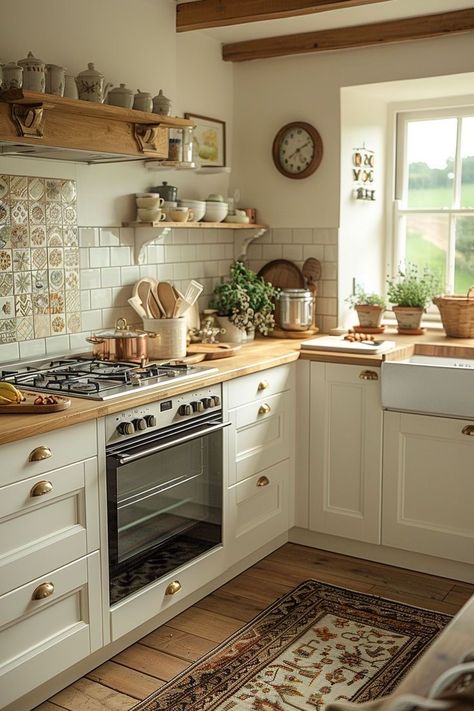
[0,0,233,225]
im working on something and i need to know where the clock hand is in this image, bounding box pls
[287,140,311,160]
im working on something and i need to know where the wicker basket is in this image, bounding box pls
[433,287,474,337]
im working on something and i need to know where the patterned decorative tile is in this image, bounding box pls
[10,176,28,200]
[30,225,46,247]
[11,223,29,248]
[49,291,65,314]
[16,316,34,341]
[64,247,79,269]
[0,200,10,224]
[65,289,80,312]
[31,248,47,270]
[45,179,62,202]
[65,269,79,290]
[32,269,48,293]
[67,312,81,333]
[62,204,77,225]
[14,271,32,295]
[46,202,62,225]
[51,313,66,334]
[0,273,13,296]
[48,247,63,268]
[0,225,11,249]
[28,177,45,202]
[48,269,64,290]
[0,250,12,271]
[47,226,63,246]
[15,294,33,317]
[13,249,31,272]
[33,314,50,338]
[64,227,78,247]
[0,318,16,343]
[0,296,14,319]
[10,200,28,224]
[32,293,49,315]
[0,175,9,200]
[29,201,46,225]
[61,180,76,204]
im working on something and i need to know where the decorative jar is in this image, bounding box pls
[17,51,45,92]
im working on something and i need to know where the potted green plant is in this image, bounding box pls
[346,285,386,333]
[386,263,441,334]
[209,261,280,343]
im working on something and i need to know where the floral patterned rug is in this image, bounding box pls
[131,579,451,711]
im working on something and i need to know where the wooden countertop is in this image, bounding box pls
[2,328,474,445]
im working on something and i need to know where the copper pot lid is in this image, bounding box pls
[93,318,148,339]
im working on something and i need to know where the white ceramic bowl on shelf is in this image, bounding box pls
[179,199,206,222]
[203,201,228,222]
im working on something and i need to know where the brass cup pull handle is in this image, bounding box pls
[258,380,270,391]
[32,582,54,600]
[359,370,379,381]
[165,580,182,596]
[258,403,271,415]
[257,475,270,487]
[30,480,53,497]
[462,425,474,436]
[29,445,52,462]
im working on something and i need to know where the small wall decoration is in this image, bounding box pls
[184,113,226,168]
[352,146,375,201]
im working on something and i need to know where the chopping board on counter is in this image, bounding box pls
[187,343,242,360]
[257,259,305,289]
[301,336,396,354]
[0,391,71,414]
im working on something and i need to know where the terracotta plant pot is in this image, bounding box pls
[392,306,425,334]
[355,304,384,331]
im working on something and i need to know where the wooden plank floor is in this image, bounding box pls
[36,544,474,710]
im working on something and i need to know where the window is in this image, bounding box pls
[394,109,474,296]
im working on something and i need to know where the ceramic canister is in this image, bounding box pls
[18,51,45,92]
[2,61,22,90]
[75,62,111,103]
[64,74,78,99]
[45,64,65,96]
[107,83,134,109]
[152,89,171,116]
[133,90,153,112]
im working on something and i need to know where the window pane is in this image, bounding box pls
[461,117,474,209]
[407,119,457,208]
[455,216,474,292]
[406,214,448,289]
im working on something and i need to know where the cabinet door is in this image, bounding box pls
[309,363,382,543]
[383,411,474,564]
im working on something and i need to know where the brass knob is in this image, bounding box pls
[462,425,474,436]
[258,380,270,391]
[32,582,54,600]
[258,403,271,415]
[29,446,52,462]
[257,475,270,487]
[359,370,379,381]
[165,580,182,596]
[30,480,53,497]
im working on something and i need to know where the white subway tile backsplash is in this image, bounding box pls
[81,310,103,331]
[120,265,141,285]
[303,244,324,260]
[79,228,99,248]
[139,264,158,280]
[101,267,122,287]
[101,306,136,328]
[19,338,46,359]
[283,244,303,262]
[292,228,313,244]
[110,246,131,267]
[171,229,189,245]
[45,334,71,354]
[322,262,337,280]
[81,269,101,289]
[262,244,282,260]
[112,286,132,307]
[90,288,113,310]
[272,228,292,244]
[80,290,91,311]
[147,245,165,263]
[100,228,121,246]
[90,247,110,268]
[0,342,19,362]
[324,245,337,262]
[79,249,90,269]
[173,262,189,280]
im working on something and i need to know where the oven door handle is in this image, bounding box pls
[114,421,231,465]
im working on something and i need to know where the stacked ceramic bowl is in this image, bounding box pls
[203,194,228,223]
[178,199,206,222]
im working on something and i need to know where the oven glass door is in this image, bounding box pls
[107,419,224,604]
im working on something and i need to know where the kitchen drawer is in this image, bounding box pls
[110,544,225,641]
[0,552,102,709]
[0,458,99,595]
[226,364,294,409]
[0,420,97,487]
[230,392,290,484]
[227,460,289,560]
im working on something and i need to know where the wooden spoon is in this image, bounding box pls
[157,281,176,319]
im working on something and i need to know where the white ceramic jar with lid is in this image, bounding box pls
[45,64,65,96]
[2,61,22,90]
[107,83,134,109]
[152,89,171,116]
[133,90,153,112]
[75,62,112,103]
[17,51,45,92]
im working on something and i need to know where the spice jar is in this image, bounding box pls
[168,130,182,161]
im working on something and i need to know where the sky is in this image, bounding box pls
[407,116,474,169]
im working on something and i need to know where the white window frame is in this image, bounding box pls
[392,105,474,298]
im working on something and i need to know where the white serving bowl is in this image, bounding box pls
[203,201,228,222]
[179,199,206,222]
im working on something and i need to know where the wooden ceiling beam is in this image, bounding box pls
[176,0,390,32]
[222,8,474,62]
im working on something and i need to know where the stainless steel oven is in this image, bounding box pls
[105,384,227,605]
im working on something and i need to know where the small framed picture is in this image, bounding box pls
[184,113,226,168]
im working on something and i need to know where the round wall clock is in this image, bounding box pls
[272,121,323,179]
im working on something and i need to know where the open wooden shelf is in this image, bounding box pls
[122,221,268,229]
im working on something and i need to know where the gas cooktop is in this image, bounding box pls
[0,356,218,401]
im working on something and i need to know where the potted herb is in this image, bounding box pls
[386,263,440,334]
[209,261,280,342]
[346,285,386,333]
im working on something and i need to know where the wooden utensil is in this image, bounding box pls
[0,391,71,413]
[258,259,305,289]
[133,278,158,319]
[157,281,176,319]
[187,343,242,359]
[302,258,321,333]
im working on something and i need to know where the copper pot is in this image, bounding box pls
[86,318,148,362]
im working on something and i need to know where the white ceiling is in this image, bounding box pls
[177,0,474,43]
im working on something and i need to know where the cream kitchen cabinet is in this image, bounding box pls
[382,411,474,564]
[308,362,383,544]
[0,421,102,708]
[225,364,294,562]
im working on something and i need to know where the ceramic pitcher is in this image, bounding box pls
[18,51,45,92]
[75,62,112,103]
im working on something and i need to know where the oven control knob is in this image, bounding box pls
[178,404,192,416]
[145,414,156,427]
[211,395,221,407]
[201,398,212,409]
[133,418,147,431]
[117,421,134,436]
[191,400,204,413]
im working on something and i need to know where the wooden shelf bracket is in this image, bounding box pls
[234,227,267,262]
[134,226,172,265]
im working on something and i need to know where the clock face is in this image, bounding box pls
[272,122,323,179]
